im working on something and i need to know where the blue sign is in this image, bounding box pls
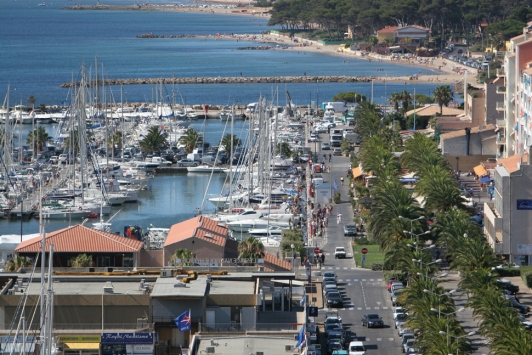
[101,333,154,345]
[308,306,318,317]
[517,200,532,210]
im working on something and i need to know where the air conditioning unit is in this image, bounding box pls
[206,347,215,354]
[284,344,293,351]
[160,269,173,278]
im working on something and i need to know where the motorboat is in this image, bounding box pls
[187,165,225,173]
[248,225,284,236]
[40,207,91,219]
[214,208,263,223]
[208,191,248,209]
[226,213,296,232]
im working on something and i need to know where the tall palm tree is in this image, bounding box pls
[107,130,123,153]
[400,90,412,116]
[221,133,242,156]
[433,85,452,114]
[401,132,445,172]
[139,126,168,154]
[237,237,265,259]
[181,128,200,154]
[388,92,402,112]
[27,95,36,110]
[26,126,49,152]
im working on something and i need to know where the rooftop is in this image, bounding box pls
[195,336,297,355]
[440,124,496,141]
[164,216,229,247]
[151,275,208,298]
[405,105,463,118]
[497,153,529,174]
[208,280,255,295]
[22,280,147,295]
[15,225,144,253]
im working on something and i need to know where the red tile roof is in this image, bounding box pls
[15,225,144,253]
[263,252,292,271]
[164,216,229,247]
[498,153,528,173]
[377,26,398,34]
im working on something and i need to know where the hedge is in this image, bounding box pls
[521,266,532,288]
[371,262,383,271]
[497,268,522,277]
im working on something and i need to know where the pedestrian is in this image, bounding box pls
[329,153,331,162]
[321,253,325,265]
[338,213,342,223]
[336,214,340,224]
[340,177,344,185]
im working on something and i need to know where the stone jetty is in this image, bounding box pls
[60,75,374,88]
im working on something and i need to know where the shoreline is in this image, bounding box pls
[63,4,473,86]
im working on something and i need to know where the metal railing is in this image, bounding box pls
[199,322,300,333]
[0,323,142,331]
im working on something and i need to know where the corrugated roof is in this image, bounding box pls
[405,105,463,117]
[15,225,144,253]
[440,124,496,141]
[164,216,228,247]
[497,153,528,173]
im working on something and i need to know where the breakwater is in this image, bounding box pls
[60,75,374,88]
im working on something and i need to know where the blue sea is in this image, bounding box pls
[0,0,444,107]
[0,0,447,235]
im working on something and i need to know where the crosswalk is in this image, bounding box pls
[336,279,384,282]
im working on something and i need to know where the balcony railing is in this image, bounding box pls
[496,86,506,94]
[0,323,143,331]
[496,68,506,77]
[199,322,300,333]
[496,101,506,111]
[496,119,506,128]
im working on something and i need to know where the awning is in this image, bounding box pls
[473,165,488,177]
[480,176,491,183]
[64,343,100,350]
[352,167,362,178]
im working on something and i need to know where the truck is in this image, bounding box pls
[334,247,346,259]
[187,153,201,161]
[330,134,343,147]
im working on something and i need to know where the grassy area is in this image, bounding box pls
[352,244,384,268]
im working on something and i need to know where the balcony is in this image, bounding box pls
[496,101,506,111]
[497,68,506,77]
[496,86,506,94]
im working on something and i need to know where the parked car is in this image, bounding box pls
[343,224,357,236]
[321,142,331,150]
[397,323,410,337]
[395,313,407,329]
[334,247,346,259]
[508,297,530,314]
[347,341,366,355]
[401,334,415,353]
[391,289,404,306]
[325,316,343,329]
[361,314,384,328]
[323,271,337,281]
[403,339,416,353]
[333,148,342,156]
[49,156,59,164]
[388,280,402,292]
[499,279,520,294]
[326,291,344,308]
[391,283,405,293]
[177,159,198,167]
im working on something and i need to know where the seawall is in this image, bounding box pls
[60,76,374,88]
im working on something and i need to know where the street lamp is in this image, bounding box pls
[399,216,425,241]
[424,289,457,318]
[432,308,465,346]
[439,330,476,355]
[413,258,442,280]
[404,230,431,242]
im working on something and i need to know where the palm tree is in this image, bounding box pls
[415,165,466,214]
[26,126,49,152]
[107,131,123,154]
[388,92,402,112]
[139,126,168,154]
[276,142,291,157]
[400,90,412,116]
[401,132,446,172]
[433,85,452,114]
[237,237,265,259]
[169,248,194,266]
[27,95,36,110]
[181,128,200,154]
[70,253,94,267]
[221,134,242,156]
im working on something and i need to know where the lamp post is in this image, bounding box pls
[291,244,295,271]
[439,330,476,355]
[399,216,425,240]
[407,241,435,252]
[432,308,465,346]
[412,258,442,280]
[404,230,431,243]
[424,289,457,318]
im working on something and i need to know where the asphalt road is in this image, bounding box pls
[310,125,403,354]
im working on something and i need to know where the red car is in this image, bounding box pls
[387,280,402,292]
[313,164,322,173]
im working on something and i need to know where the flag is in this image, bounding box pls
[300,295,306,307]
[295,325,306,349]
[174,310,191,332]
[333,178,338,190]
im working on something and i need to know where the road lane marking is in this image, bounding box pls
[348,283,352,286]
[357,307,362,310]
[370,279,374,281]
[349,307,354,310]
[378,279,383,282]
[336,267,340,270]
[362,279,366,281]
[366,307,371,310]
[377,338,382,342]
[354,279,359,281]
[346,279,351,281]
[389,338,394,341]
[383,307,389,310]
[338,279,343,282]
[374,307,379,310]
[343,267,348,269]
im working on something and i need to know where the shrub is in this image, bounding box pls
[383,270,408,284]
[371,262,384,271]
[497,268,522,277]
[333,192,341,204]
[521,266,532,288]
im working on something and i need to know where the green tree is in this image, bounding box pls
[400,90,412,116]
[221,134,242,156]
[26,127,49,152]
[70,253,94,267]
[169,248,194,266]
[238,237,265,259]
[433,85,452,115]
[276,142,292,157]
[332,91,366,103]
[389,92,402,112]
[180,128,199,154]
[139,126,168,154]
[6,256,31,272]
[27,95,36,109]
[107,131,123,153]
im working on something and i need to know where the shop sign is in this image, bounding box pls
[59,336,101,343]
[127,345,154,354]
[517,244,532,255]
[101,333,153,345]
[517,199,532,210]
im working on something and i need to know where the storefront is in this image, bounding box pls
[58,335,101,355]
[101,333,156,355]
[0,336,36,355]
